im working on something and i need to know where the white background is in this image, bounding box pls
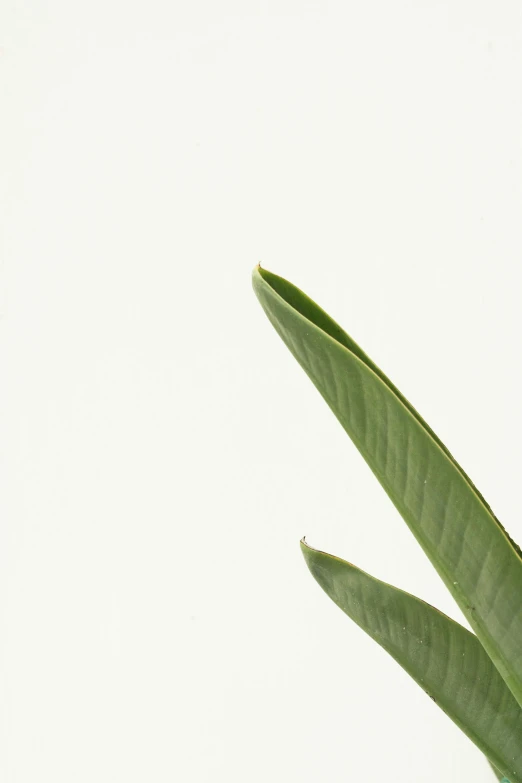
[1,2,522,781]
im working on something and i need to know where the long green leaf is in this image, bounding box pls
[301,539,522,781]
[252,266,522,706]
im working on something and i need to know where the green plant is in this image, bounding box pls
[252,265,522,783]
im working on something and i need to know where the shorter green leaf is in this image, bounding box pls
[301,539,522,781]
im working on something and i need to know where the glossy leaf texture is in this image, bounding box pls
[301,540,522,781]
[252,266,522,707]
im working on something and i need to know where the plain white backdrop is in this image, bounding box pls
[1,1,522,781]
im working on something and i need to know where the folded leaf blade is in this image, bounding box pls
[301,539,522,781]
[253,266,522,706]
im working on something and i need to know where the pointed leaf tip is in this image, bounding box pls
[300,541,522,781]
[254,268,522,709]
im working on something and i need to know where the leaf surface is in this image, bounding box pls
[252,266,522,706]
[489,760,510,782]
[301,540,522,781]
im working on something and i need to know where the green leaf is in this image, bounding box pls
[301,539,522,782]
[489,759,510,782]
[252,266,522,706]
